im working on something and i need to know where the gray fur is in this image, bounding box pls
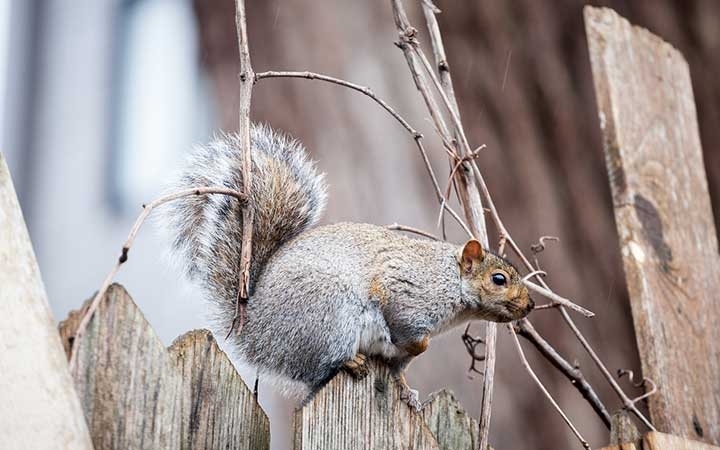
[234,223,465,395]
[161,124,327,303]
[161,125,532,401]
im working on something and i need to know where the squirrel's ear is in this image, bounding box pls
[457,239,485,274]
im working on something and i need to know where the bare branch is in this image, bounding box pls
[256,71,418,136]
[255,70,473,238]
[558,305,656,430]
[508,324,591,449]
[415,3,496,448]
[231,0,255,335]
[516,319,611,428]
[69,187,247,369]
[387,223,439,241]
[506,225,653,426]
[521,270,547,283]
[531,235,560,254]
[531,235,559,271]
[617,370,658,406]
[524,281,595,317]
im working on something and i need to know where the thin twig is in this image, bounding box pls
[255,70,472,238]
[416,4,496,448]
[413,44,473,156]
[531,235,560,271]
[524,281,595,317]
[231,0,255,336]
[69,187,246,369]
[442,145,486,213]
[516,319,611,428]
[559,305,656,430]
[256,71,418,136]
[531,235,560,254]
[617,370,658,406]
[387,223,439,241]
[508,324,592,449]
[461,323,486,377]
[522,270,547,283]
[505,217,654,426]
[518,231,656,427]
[396,10,488,243]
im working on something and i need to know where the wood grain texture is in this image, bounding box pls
[585,6,720,444]
[644,431,720,450]
[59,284,268,450]
[600,431,720,450]
[0,154,94,450]
[170,330,270,450]
[294,359,440,450]
[421,390,479,450]
[609,410,641,448]
[599,444,637,450]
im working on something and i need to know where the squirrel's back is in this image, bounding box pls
[162,124,327,315]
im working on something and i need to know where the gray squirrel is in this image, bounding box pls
[162,124,534,409]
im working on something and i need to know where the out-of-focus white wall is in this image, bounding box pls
[2,0,211,341]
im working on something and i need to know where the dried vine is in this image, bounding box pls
[68,187,246,369]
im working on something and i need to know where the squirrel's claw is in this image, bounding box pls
[342,353,370,380]
[400,386,422,411]
[395,372,422,412]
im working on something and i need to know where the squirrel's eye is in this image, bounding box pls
[491,273,507,286]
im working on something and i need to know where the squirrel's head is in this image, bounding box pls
[456,240,534,322]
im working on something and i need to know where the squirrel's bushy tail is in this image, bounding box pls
[162,124,327,313]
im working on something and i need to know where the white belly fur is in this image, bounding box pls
[356,307,405,359]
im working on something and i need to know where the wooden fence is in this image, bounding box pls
[585,6,720,449]
[56,283,482,450]
[0,6,719,450]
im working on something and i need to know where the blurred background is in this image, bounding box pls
[1,0,718,449]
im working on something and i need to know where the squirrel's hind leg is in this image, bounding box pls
[394,372,421,412]
[341,352,370,379]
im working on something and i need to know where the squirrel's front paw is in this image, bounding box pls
[342,353,370,380]
[399,386,422,411]
[394,372,422,411]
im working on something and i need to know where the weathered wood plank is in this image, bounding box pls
[421,390,479,450]
[599,444,637,450]
[294,359,440,450]
[170,329,270,450]
[0,154,94,450]
[605,410,641,449]
[59,284,269,450]
[60,285,183,450]
[585,6,720,444]
[600,431,720,450]
[644,431,720,450]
